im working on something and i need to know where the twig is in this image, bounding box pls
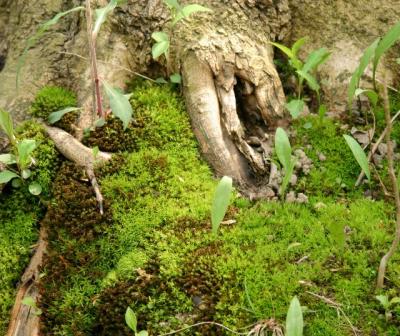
[355,110,400,186]
[86,167,104,215]
[159,321,248,336]
[306,291,359,336]
[376,82,400,289]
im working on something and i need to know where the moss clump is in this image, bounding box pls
[30,86,77,132]
[294,116,363,199]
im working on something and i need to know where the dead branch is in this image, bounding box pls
[376,83,400,289]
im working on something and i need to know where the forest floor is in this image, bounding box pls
[1,81,400,335]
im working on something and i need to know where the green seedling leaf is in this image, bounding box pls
[93,0,123,37]
[17,139,37,170]
[0,153,16,165]
[373,21,400,80]
[163,0,181,10]
[152,41,170,59]
[286,99,305,119]
[12,178,22,188]
[125,307,137,333]
[29,182,42,195]
[16,6,84,89]
[281,159,295,197]
[137,331,149,336]
[48,107,80,124]
[292,37,308,58]
[0,170,19,184]
[275,127,292,170]
[170,73,182,84]
[343,134,371,182]
[270,42,294,60]
[355,88,379,108]
[297,70,320,92]
[152,31,169,43]
[211,176,233,235]
[103,81,133,130]
[155,77,169,84]
[348,38,379,107]
[303,48,331,73]
[376,295,390,309]
[173,4,212,25]
[94,118,106,128]
[0,109,15,142]
[286,296,303,336]
[22,169,32,179]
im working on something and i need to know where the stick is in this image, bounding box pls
[376,83,400,289]
[86,167,104,215]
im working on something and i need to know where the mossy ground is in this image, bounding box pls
[2,82,400,335]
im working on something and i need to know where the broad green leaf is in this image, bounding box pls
[390,297,400,305]
[286,99,305,119]
[163,0,181,10]
[29,182,42,195]
[170,73,182,84]
[173,4,212,25]
[0,153,16,165]
[281,159,295,197]
[0,170,19,184]
[297,70,320,92]
[94,118,106,128]
[343,134,371,182]
[93,0,122,37]
[0,109,15,142]
[275,127,292,170]
[303,48,331,73]
[125,307,137,333]
[286,296,303,336]
[152,41,170,59]
[17,139,37,170]
[270,42,294,59]
[137,331,149,336]
[348,38,379,107]
[354,88,379,108]
[373,21,400,79]
[48,107,80,124]
[211,176,233,235]
[16,6,84,89]
[22,169,32,179]
[103,81,133,130]
[22,297,36,307]
[292,37,308,58]
[376,295,390,309]
[151,31,169,43]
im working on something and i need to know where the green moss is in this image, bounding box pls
[30,86,77,132]
[294,116,363,199]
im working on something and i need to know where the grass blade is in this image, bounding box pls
[211,176,233,235]
[93,0,119,37]
[275,127,292,170]
[0,109,15,141]
[343,134,371,182]
[286,296,304,336]
[302,47,331,73]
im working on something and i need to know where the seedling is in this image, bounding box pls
[271,37,330,118]
[211,176,233,235]
[376,294,400,320]
[125,307,148,336]
[343,134,371,184]
[286,296,304,336]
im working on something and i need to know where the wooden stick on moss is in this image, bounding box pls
[376,82,400,289]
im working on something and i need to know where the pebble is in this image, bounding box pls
[286,191,296,203]
[297,193,308,204]
[290,174,298,186]
[318,152,326,161]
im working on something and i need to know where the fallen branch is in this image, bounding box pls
[376,83,400,289]
[355,110,400,186]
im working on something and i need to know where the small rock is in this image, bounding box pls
[290,174,298,186]
[318,152,327,161]
[286,191,296,203]
[297,193,308,204]
[373,154,383,165]
[378,143,388,156]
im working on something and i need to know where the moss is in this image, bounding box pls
[30,86,78,132]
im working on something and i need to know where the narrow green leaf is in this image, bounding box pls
[211,176,233,235]
[0,153,17,165]
[280,159,295,197]
[29,182,42,195]
[318,104,327,119]
[173,4,212,25]
[286,99,305,119]
[348,38,379,107]
[343,134,371,182]
[103,82,133,130]
[286,296,304,336]
[373,21,400,78]
[152,41,170,59]
[302,48,331,73]
[155,77,169,84]
[291,37,308,58]
[170,73,182,84]
[296,70,320,92]
[270,42,294,59]
[163,0,181,10]
[275,127,292,170]
[354,88,379,108]
[152,31,169,43]
[16,6,84,89]
[125,307,137,333]
[48,107,80,124]
[0,170,19,184]
[93,0,120,36]
[17,139,37,170]
[0,109,15,141]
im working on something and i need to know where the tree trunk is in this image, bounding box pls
[0,0,398,190]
